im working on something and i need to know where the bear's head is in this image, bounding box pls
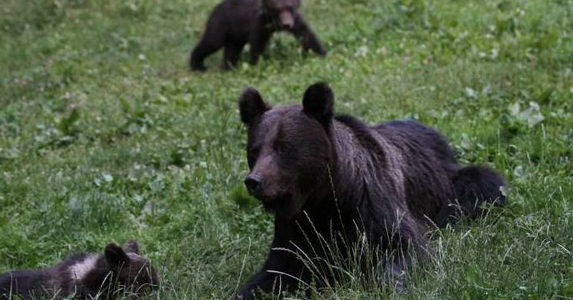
[262,0,301,29]
[103,240,159,295]
[239,82,336,221]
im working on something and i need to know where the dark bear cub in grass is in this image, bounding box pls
[236,82,506,299]
[190,0,326,71]
[0,240,159,300]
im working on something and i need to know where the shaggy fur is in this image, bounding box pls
[236,82,506,299]
[0,241,159,300]
[190,0,326,71]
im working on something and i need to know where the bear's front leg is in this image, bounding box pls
[223,43,246,70]
[235,266,299,300]
[291,14,327,56]
[234,268,273,300]
[235,233,306,300]
[249,18,273,65]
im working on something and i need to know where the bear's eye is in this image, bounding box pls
[249,147,260,159]
[274,142,290,155]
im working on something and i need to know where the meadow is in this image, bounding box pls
[0,0,572,299]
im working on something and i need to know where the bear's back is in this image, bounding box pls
[0,269,51,300]
[373,120,460,223]
[376,120,458,171]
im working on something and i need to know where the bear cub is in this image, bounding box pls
[190,0,326,71]
[235,82,506,299]
[0,240,159,300]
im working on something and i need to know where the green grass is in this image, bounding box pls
[1,0,572,299]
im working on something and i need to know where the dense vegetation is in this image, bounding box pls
[1,0,572,298]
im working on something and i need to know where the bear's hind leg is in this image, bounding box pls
[190,33,224,71]
[249,20,272,65]
[454,166,506,210]
[447,166,506,223]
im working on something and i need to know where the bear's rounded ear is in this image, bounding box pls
[105,243,130,268]
[123,240,139,254]
[302,82,334,127]
[239,87,270,126]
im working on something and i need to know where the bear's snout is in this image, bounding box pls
[279,10,295,29]
[244,174,262,197]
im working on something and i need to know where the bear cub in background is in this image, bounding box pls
[236,82,506,299]
[0,240,158,300]
[190,0,326,71]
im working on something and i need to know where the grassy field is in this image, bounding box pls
[1,0,572,299]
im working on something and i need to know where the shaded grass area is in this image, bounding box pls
[0,0,572,298]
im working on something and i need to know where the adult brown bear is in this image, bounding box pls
[235,82,506,299]
[189,0,326,71]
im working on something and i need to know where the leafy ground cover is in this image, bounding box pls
[0,0,572,299]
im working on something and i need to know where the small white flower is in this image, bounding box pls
[482,85,491,95]
[460,133,472,150]
[355,45,369,57]
[518,101,545,128]
[491,48,498,60]
[509,102,521,116]
[376,47,388,55]
[464,87,478,99]
[513,166,525,178]
[103,173,113,182]
[500,186,508,197]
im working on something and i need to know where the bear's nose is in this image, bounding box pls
[244,175,262,196]
[279,11,294,29]
[281,21,294,29]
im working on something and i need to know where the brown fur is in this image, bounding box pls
[0,240,159,300]
[190,0,326,71]
[236,82,506,299]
